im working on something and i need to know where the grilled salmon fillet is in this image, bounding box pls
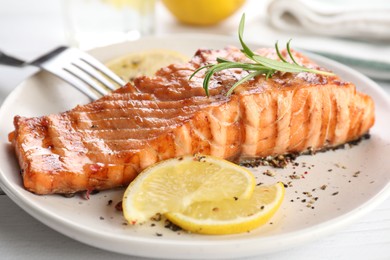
[9,46,375,195]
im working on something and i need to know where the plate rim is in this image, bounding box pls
[1,34,390,259]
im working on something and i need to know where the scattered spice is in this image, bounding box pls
[115,201,123,211]
[320,184,327,190]
[263,169,276,177]
[240,153,298,168]
[332,192,339,196]
[194,154,206,162]
[289,174,301,180]
[150,213,162,222]
[164,220,182,232]
[335,163,347,169]
[306,147,315,155]
[107,199,113,206]
[353,171,361,177]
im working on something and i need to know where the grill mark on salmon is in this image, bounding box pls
[76,97,212,112]
[9,46,375,194]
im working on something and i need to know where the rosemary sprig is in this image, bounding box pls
[190,14,334,96]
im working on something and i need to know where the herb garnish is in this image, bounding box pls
[190,14,335,96]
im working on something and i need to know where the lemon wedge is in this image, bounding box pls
[122,155,256,224]
[166,182,285,235]
[106,49,188,82]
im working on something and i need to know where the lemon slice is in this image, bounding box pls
[166,182,285,235]
[122,155,255,224]
[106,49,188,82]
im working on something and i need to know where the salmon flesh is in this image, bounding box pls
[9,47,375,195]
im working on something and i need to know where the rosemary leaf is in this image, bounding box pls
[286,39,300,65]
[189,64,214,81]
[238,13,255,59]
[226,70,266,96]
[275,41,288,63]
[189,13,335,97]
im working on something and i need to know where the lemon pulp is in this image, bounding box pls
[106,49,188,82]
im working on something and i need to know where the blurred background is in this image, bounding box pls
[1,0,389,79]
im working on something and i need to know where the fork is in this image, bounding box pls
[0,46,125,100]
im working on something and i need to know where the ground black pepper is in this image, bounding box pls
[164,220,182,232]
[115,201,123,211]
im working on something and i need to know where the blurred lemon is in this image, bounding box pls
[162,0,246,26]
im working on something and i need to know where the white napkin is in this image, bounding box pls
[267,0,390,41]
[264,0,390,80]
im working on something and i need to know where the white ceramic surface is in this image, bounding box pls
[0,35,390,259]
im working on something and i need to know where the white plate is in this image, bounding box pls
[1,35,390,259]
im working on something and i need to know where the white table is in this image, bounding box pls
[1,1,389,259]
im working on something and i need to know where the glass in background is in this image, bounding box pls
[63,0,155,50]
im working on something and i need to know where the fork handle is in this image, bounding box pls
[0,50,26,67]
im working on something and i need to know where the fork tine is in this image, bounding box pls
[78,51,125,88]
[28,46,123,100]
[43,66,100,100]
[72,59,117,91]
[64,64,110,96]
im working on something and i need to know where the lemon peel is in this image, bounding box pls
[166,182,285,235]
